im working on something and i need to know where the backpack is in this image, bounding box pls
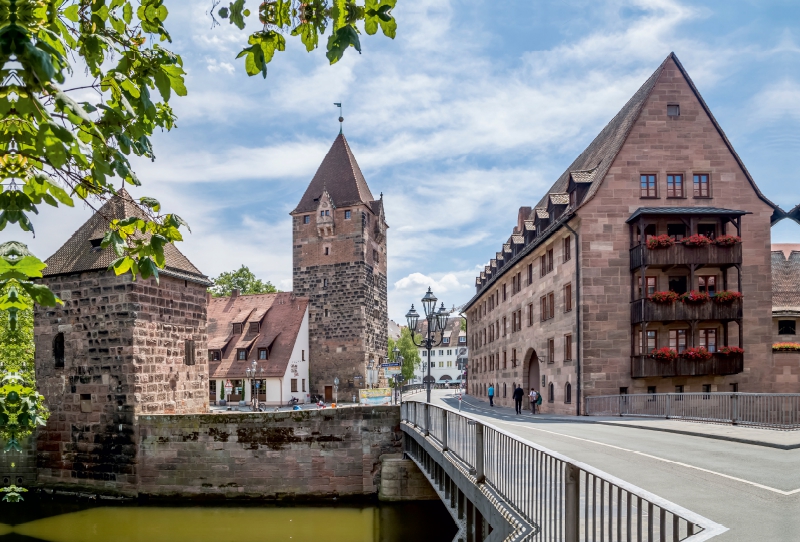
[536,394,543,405]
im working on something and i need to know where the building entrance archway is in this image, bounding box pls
[523,348,540,394]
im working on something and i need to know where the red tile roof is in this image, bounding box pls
[207,292,308,379]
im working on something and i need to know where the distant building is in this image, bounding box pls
[388,319,402,342]
[412,315,467,387]
[771,244,800,342]
[207,291,310,405]
[290,134,389,400]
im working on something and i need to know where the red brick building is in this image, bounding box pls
[290,134,389,400]
[465,53,787,414]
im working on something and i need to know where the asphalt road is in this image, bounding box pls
[429,390,799,541]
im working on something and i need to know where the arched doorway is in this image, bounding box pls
[523,348,540,393]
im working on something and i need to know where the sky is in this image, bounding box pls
[9,0,800,323]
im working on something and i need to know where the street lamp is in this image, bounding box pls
[406,287,451,403]
[367,359,375,389]
[245,361,259,410]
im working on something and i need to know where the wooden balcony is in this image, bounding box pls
[629,243,742,270]
[631,298,742,324]
[631,353,744,378]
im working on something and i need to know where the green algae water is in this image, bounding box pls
[0,500,457,542]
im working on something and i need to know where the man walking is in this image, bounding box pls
[488,384,495,407]
[512,384,524,414]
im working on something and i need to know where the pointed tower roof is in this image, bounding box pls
[292,133,375,214]
[43,189,211,285]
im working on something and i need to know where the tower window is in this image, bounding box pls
[373,250,379,263]
[323,278,328,288]
[324,247,330,255]
[345,210,351,219]
[53,333,65,368]
[303,215,310,224]
[667,104,680,117]
[184,339,196,366]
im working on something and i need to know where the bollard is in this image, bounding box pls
[474,422,485,483]
[564,463,580,542]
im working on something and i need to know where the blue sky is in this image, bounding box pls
[15,0,800,322]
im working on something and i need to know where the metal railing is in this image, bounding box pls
[401,401,726,541]
[585,393,800,430]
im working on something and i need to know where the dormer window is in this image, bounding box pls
[233,323,243,335]
[89,238,103,253]
[667,104,680,117]
[249,322,260,333]
[237,349,247,361]
[320,210,330,217]
[258,348,268,360]
[569,191,576,208]
[209,350,221,361]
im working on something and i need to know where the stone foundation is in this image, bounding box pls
[378,454,438,501]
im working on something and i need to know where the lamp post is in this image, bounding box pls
[245,361,259,410]
[390,345,404,405]
[406,287,451,403]
[367,359,375,389]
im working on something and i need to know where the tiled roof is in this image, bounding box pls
[772,249,800,313]
[626,207,749,223]
[535,209,549,219]
[208,292,309,379]
[292,134,375,214]
[42,189,210,285]
[496,252,504,261]
[503,243,512,253]
[549,194,570,205]
[570,167,598,184]
[511,235,524,244]
[524,221,535,231]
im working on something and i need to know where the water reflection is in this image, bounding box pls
[0,501,456,542]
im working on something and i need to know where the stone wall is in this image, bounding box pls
[772,352,800,393]
[137,406,401,499]
[378,454,438,501]
[34,271,208,495]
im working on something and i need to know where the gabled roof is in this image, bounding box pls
[771,247,800,314]
[42,189,210,285]
[207,292,309,379]
[292,133,375,214]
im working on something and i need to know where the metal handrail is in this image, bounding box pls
[401,400,727,541]
[585,393,800,430]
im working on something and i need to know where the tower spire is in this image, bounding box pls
[333,102,343,134]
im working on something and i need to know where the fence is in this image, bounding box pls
[401,401,725,542]
[585,393,800,430]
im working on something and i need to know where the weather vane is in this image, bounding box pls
[333,102,343,134]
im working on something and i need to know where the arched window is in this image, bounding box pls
[503,383,507,397]
[548,382,554,403]
[53,333,65,368]
[565,382,572,404]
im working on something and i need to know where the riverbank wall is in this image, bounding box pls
[34,406,404,499]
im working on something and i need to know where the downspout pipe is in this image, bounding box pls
[563,222,582,416]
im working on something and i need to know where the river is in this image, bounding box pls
[0,499,458,542]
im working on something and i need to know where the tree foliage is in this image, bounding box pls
[387,326,420,382]
[210,265,280,297]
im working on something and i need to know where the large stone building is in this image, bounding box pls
[33,190,211,494]
[412,315,468,387]
[464,53,788,414]
[291,134,389,400]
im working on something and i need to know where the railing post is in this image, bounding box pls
[474,422,485,483]
[565,463,580,542]
[424,403,430,436]
[731,393,738,425]
[441,410,448,451]
[665,393,671,419]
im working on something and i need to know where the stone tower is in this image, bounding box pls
[33,190,211,495]
[291,134,388,397]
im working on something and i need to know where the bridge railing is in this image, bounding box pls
[585,393,800,429]
[401,401,725,542]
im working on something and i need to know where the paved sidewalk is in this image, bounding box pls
[451,394,800,449]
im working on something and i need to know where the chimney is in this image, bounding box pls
[232,288,240,298]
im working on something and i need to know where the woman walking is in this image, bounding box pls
[529,388,538,414]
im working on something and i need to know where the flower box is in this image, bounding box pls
[718,346,744,356]
[651,347,678,361]
[680,290,710,304]
[681,234,713,247]
[646,235,675,249]
[682,347,712,361]
[650,291,679,304]
[714,235,741,247]
[713,290,743,304]
[773,342,800,352]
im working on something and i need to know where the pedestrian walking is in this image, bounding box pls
[529,388,538,414]
[536,390,543,412]
[488,384,495,407]
[512,385,524,414]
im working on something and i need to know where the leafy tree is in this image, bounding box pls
[210,265,280,297]
[388,326,420,382]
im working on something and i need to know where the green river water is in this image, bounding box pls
[0,500,457,542]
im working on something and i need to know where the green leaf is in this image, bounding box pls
[326,25,362,65]
[139,197,161,212]
[63,5,80,22]
[19,283,61,307]
[123,2,133,23]
[138,257,159,282]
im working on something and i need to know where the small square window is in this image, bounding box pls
[237,349,246,361]
[303,215,310,224]
[233,323,243,335]
[667,104,680,117]
[345,210,351,219]
[249,321,260,333]
[702,384,711,393]
[258,348,267,360]
[779,320,796,335]
[210,350,221,361]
